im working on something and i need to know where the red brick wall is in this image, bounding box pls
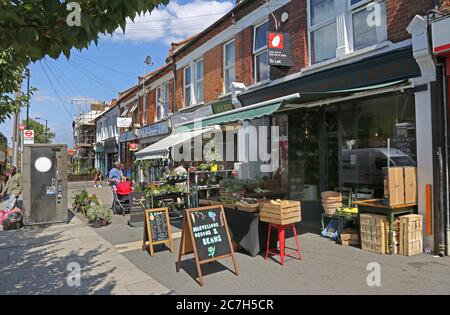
[204,44,224,102]
[440,0,450,12]
[387,0,434,43]
[235,26,254,86]
[175,68,184,111]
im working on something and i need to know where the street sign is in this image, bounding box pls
[268,32,292,67]
[23,129,34,144]
[19,124,26,131]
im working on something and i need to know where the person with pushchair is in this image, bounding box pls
[108,162,123,209]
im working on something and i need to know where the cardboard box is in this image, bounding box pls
[403,167,417,204]
[383,167,405,206]
[340,229,359,241]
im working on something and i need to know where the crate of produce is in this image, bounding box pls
[321,191,343,215]
[235,200,259,213]
[360,213,388,254]
[259,199,301,225]
[399,214,423,256]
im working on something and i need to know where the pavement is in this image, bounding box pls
[0,182,172,295]
[1,183,450,295]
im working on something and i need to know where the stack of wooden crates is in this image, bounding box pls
[259,200,301,225]
[360,213,423,255]
[383,166,417,205]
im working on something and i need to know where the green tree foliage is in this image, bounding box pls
[21,118,55,143]
[0,0,168,122]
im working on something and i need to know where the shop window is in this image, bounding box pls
[272,115,289,193]
[224,40,235,93]
[253,20,269,83]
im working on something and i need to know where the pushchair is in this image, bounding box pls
[112,189,130,216]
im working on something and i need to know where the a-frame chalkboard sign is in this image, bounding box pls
[142,208,174,256]
[176,205,239,286]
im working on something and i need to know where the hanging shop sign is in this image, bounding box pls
[142,208,174,256]
[432,16,450,55]
[136,121,169,139]
[176,205,239,287]
[129,143,139,151]
[268,32,292,67]
[117,117,132,128]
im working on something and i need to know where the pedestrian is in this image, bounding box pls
[0,166,23,211]
[93,170,103,188]
[108,162,123,190]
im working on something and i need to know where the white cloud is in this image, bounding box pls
[109,0,234,44]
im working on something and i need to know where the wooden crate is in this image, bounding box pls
[399,214,423,256]
[383,167,405,206]
[340,229,359,242]
[360,213,388,254]
[403,167,417,204]
[236,203,259,213]
[259,200,301,224]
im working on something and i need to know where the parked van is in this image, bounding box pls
[342,148,415,193]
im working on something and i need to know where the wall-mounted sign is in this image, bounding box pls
[23,129,35,144]
[268,32,292,67]
[129,143,138,151]
[119,130,137,143]
[172,105,214,126]
[136,121,169,139]
[432,16,450,55]
[211,100,234,115]
[117,117,132,128]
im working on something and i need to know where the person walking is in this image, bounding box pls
[0,166,23,211]
[108,162,123,209]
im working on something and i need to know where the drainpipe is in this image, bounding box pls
[443,60,450,256]
[171,55,177,133]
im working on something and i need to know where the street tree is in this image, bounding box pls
[21,118,55,144]
[0,0,168,122]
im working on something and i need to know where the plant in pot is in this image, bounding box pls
[86,204,112,228]
[219,178,247,198]
[72,190,89,213]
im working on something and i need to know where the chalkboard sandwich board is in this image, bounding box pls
[142,208,174,256]
[129,192,148,227]
[176,205,239,287]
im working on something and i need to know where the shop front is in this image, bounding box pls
[94,144,105,174]
[119,130,138,179]
[104,137,118,174]
[238,45,437,249]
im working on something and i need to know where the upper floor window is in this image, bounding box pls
[309,0,337,64]
[184,66,192,107]
[156,82,170,121]
[224,40,235,93]
[253,20,269,83]
[195,59,204,104]
[142,94,147,125]
[351,0,387,51]
[308,0,387,65]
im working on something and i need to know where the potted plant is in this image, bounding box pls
[86,204,112,228]
[72,190,89,213]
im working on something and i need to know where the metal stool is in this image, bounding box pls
[265,223,302,266]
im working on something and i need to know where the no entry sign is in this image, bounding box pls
[24,129,35,144]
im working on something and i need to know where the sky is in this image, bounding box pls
[0,0,235,148]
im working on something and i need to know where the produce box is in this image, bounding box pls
[399,214,423,256]
[383,167,405,206]
[340,229,359,242]
[235,200,259,213]
[403,167,417,204]
[340,239,361,246]
[259,200,301,225]
[360,213,388,254]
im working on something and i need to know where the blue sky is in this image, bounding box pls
[0,0,235,147]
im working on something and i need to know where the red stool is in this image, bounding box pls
[265,223,301,266]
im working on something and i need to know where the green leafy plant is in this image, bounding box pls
[198,163,209,171]
[72,189,89,213]
[85,204,112,225]
[219,178,247,193]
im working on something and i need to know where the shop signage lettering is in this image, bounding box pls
[177,205,239,286]
[268,32,291,67]
[142,208,174,256]
[117,117,132,128]
[136,121,169,139]
[119,130,137,142]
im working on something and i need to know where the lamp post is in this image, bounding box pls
[35,117,48,141]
